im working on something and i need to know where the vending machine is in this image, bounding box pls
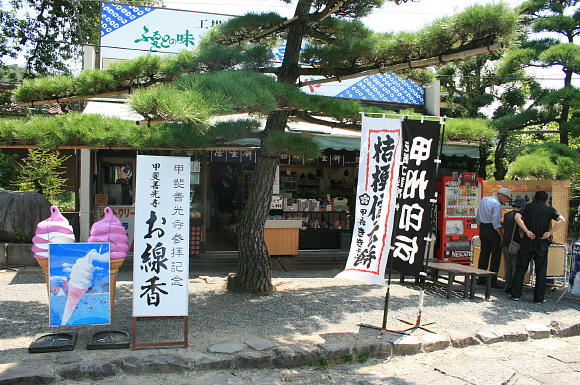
[435,173,483,263]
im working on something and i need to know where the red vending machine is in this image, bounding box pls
[435,173,483,263]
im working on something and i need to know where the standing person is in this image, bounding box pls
[476,187,512,287]
[501,197,526,294]
[511,191,566,302]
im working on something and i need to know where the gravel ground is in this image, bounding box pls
[1,266,579,365]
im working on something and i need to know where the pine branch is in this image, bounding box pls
[225,1,344,47]
[298,42,504,87]
[292,110,360,131]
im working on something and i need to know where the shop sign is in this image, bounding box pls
[133,155,190,317]
[96,206,135,251]
[100,2,233,65]
[391,120,440,275]
[210,149,358,167]
[451,250,471,259]
[336,117,402,285]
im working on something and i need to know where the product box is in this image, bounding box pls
[298,199,309,212]
[284,198,298,212]
[308,199,320,212]
[333,197,348,211]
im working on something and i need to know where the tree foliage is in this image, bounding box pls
[0,150,18,189]
[0,1,162,76]
[498,0,579,145]
[5,1,519,294]
[506,151,558,179]
[15,148,70,202]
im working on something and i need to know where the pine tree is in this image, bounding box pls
[499,0,579,146]
[11,1,518,293]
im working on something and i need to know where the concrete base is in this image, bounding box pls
[5,243,35,266]
[0,243,6,266]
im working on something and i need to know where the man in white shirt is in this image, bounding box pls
[476,187,512,287]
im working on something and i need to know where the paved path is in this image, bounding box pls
[0,266,578,384]
[50,335,580,384]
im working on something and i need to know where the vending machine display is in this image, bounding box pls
[436,173,483,263]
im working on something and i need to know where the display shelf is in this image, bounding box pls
[282,210,349,213]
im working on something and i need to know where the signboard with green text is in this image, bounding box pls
[100,2,234,67]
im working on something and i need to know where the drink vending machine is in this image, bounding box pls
[435,173,483,263]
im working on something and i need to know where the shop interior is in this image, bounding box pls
[205,162,357,253]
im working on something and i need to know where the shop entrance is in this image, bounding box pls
[205,162,255,252]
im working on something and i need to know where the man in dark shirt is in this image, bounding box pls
[501,197,526,293]
[511,191,565,302]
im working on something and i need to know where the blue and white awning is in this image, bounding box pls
[101,3,155,38]
[299,72,424,106]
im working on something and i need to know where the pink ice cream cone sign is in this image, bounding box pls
[32,206,76,260]
[88,207,129,260]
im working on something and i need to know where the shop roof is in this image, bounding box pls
[80,103,479,158]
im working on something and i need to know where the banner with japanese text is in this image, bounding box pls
[133,155,190,317]
[100,3,233,66]
[335,117,402,285]
[391,120,440,275]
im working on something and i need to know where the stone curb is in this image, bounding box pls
[1,321,578,384]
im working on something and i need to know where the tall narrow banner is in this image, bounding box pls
[391,120,440,275]
[133,155,190,317]
[335,117,402,285]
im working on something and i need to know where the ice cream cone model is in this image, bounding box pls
[32,206,75,290]
[36,258,50,294]
[88,207,129,260]
[61,250,97,325]
[109,258,125,315]
[88,207,129,314]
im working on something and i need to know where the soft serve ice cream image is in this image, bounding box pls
[49,244,111,326]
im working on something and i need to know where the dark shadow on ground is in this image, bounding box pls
[1,268,577,359]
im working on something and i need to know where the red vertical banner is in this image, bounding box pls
[336,116,402,285]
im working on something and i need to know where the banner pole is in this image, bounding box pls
[398,117,446,333]
[358,250,409,337]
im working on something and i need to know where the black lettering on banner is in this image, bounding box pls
[391,120,440,275]
[140,276,168,307]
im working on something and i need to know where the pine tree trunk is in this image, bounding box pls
[478,144,488,179]
[227,110,291,294]
[559,69,572,145]
[493,135,508,180]
[227,0,312,294]
[227,152,279,293]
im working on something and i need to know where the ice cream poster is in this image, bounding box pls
[49,243,111,326]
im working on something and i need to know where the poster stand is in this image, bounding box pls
[29,327,78,353]
[131,316,188,349]
[88,330,130,350]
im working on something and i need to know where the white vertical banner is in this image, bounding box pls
[335,116,402,285]
[133,155,190,317]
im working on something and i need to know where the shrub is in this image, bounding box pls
[15,148,70,202]
[506,151,557,180]
[0,150,19,189]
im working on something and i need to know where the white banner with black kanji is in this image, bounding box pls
[335,116,402,285]
[133,155,190,317]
